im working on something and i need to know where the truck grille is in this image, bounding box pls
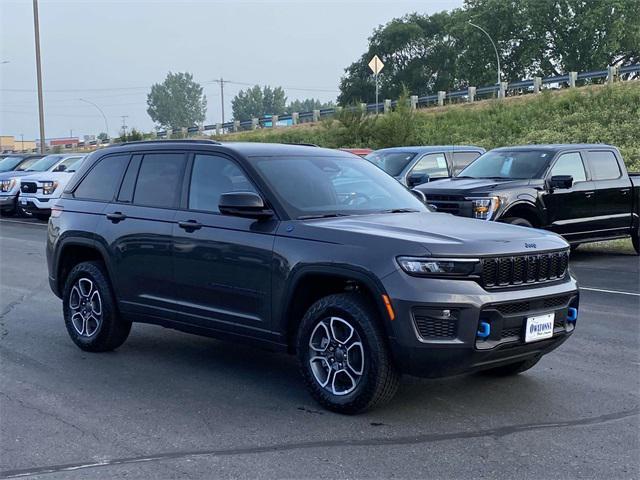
[20,182,37,194]
[424,194,466,215]
[481,251,569,288]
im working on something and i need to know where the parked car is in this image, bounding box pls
[365,145,485,187]
[416,144,640,254]
[0,154,85,216]
[48,140,579,413]
[0,154,44,173]
[18,154,86,220]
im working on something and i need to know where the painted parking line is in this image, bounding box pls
[580,287,640,297]
[0,218,47,227]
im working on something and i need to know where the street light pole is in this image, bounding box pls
[468,21,501,88]
[32,0,46,153]
[79,98,110,138]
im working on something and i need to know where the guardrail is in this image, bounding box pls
[34,63,640,151]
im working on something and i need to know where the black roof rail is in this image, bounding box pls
[120,139,222,146]
[284,142,319,147]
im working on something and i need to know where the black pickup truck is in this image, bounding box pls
[416,144,640,254]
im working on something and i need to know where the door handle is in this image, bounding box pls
[621,189,630,195]
[106,212,126,223]
[584,191,594,198]
[178,220,202,232]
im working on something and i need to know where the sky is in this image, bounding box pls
[1,0,463,140]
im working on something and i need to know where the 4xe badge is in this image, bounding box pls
[525,242,537,249]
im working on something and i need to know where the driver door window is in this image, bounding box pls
[549,152,587,183]
[188,154,257,213]
[410,153,449,179]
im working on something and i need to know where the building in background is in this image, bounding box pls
[0,135,37,153]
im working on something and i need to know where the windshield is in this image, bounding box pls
[251,155,428,219]
[25,155,65,172]
[458,150,553,179]
[0,156,24,172]
[13,157,41,171]
[53,156,85,172]
[365,151,416,177]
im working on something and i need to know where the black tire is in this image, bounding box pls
[296,293,400,414]
[632,229,639,255]
[62,261,131,352]
[501,217,533,228]
[35,213,50,221]
[570,243,581,253]
[480,356,541,376]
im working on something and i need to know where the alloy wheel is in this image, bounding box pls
[69,277,102,337]
[308,316,365,396]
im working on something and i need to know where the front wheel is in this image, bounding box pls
[632,228,639,255]
[297,293,400,414]
[501,217,533,228]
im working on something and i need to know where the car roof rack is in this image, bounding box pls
[120,139,222,146]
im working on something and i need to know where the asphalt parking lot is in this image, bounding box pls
[0,217,638,479]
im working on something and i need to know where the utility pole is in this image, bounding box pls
[32,0,46,153]
[121,115,128,138]
[212,77,227,125]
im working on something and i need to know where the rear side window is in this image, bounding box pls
[587,151,621,180]
[133,153,186,208]
[73,154,130,201]
[452,151,482,175]
[411,153,449,178]
[550,152,587,182]
[188,154,256,213]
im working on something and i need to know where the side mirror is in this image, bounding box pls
[407,172,429,187]
[219,191,274,220]
[55,164,67,172]
[410,188,427,203]
[548,175,573,190]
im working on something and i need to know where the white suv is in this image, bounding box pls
[19,154,86,220]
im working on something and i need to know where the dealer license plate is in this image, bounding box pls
[524,313,555,343]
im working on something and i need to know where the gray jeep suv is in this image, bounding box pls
[47,141,579,413]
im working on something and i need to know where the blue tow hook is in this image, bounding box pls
[567,307,578,323]
[477,321,491,339]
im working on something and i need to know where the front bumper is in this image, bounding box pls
[18,194,52,214]
[382,269,579,378]
[0,193,18,210]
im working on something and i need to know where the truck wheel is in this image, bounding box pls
[62,261,131,352]
[481,356,541,376]
[501,217,533,228]
[35,213,50,221]
[297,293,400,414]
[632,229,639,255]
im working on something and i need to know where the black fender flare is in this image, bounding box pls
[54,236,115,297]
[497,200,542,225]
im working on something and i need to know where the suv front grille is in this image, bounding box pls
[481,251,569,289]
[20,182,37,194]
[493,295,572,316]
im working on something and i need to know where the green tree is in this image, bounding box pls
[231,85,287,120]
[97,132,109,141]
[287,98,335,113]
[338,0,640,104]
[147,72,207,129]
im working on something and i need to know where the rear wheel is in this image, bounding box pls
[297,293,400,414]
[62,261,131,352]
[480,356,541,376]
[501,217,533,228]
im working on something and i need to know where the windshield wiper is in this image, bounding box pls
[297,213,351,220]
[381,208,421,213]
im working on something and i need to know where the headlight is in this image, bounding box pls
[42,181,58,195]
[0,179,16,193]
[397,256,479,277]
[468,196,501,220]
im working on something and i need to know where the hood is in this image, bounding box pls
[0,171,40,181]
[299,212,567,257]
[18,171,75,184]
[416,177,533,196]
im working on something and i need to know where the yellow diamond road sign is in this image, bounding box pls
[368,55,384,75]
